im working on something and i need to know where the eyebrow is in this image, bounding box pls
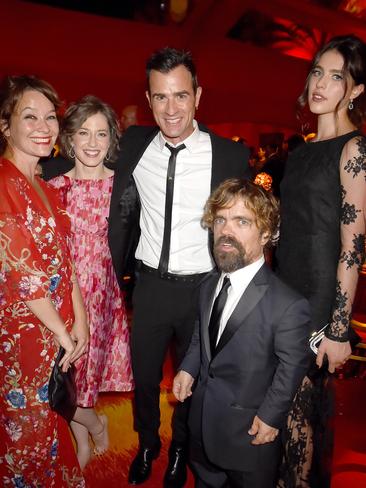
[152,90,190,97]
[20,106,56,114]
[78,127,108,132]
[313,64,343,74]
[215,214,253,222]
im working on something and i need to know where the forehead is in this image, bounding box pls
[317,49,344,70]
[15,89,54,112]
[218,197,255,218]
[148,65,194,93]
[80,112,109,128]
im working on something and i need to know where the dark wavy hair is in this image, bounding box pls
[298,35,366,128]
[59,95,120,163]
[202,178,280,248]
[0,75,60,155]
[146,47,198,94]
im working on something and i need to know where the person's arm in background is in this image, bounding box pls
[319,136,366,372]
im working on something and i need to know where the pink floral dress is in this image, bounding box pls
[48,175,133,407]
[0,158,84,487]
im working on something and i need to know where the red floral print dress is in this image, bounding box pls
[48,175,133,407]
[0,158,84,487]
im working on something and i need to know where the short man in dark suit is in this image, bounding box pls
[108,48,250,487]
[173,179,311,488]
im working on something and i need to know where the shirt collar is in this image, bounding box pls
[157,119,200,153]
[219,255,265,292]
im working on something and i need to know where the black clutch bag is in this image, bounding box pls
[48,347,77,423]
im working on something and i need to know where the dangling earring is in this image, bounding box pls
[105,150,111,162]
[349,99,354,110]
[68,146,75,159]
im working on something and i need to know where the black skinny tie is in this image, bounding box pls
[158,143,186,275]
[208,276,231,354]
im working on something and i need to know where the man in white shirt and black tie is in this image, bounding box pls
[173,178,311,488]
[107,48,250,487]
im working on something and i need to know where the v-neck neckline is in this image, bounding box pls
[4,158,56,220]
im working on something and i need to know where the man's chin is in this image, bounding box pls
[215,252,245,273]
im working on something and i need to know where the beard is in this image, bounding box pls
[213,236,249,273]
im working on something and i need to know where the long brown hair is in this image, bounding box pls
[297,35,366,128]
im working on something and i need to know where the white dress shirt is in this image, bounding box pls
[212,256,265,345]
[133,120,214,274]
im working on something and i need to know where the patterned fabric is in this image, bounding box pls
[277,132,366,487]
[48,175,133,407]
[0,158,84,487]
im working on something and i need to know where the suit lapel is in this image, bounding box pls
[197,123,221,192]
[201,272,220,361]
[109,126,159,218]
[213,264,270,358]
[209,132,224,192]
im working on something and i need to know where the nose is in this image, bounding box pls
[165,97,178,115]
[88,133,97,147]
[315,74,326,89]
[36,117,51,133]
[220,221,233,236]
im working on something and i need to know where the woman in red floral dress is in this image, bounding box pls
[0,75,88,487]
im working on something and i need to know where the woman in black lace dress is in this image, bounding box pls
[277,35,366,487]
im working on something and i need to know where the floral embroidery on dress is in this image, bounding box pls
[0,158,84,487]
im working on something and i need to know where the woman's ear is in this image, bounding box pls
[0,119,10,137]
[351,83,364,101]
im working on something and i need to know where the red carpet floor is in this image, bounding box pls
[81,374,366,487]
[331,377,366,488]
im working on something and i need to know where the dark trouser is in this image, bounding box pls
[131,266,204,448]
[190,438,278,488]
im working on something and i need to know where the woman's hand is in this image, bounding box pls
[54,329,76,372]
[70,319,89,363]
[316,337,351,373]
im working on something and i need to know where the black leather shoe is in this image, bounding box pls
[128,446,160,485]
[163,444,187,488]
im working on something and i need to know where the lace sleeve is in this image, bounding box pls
[325,136,366,342]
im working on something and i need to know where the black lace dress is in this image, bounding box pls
[276,131,366,487]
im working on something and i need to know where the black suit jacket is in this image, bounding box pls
[107,125,250,286]
[41,125,249,287]
[180,264,311,472]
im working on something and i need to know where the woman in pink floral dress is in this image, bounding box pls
[48,95,134,468]
[0,75,87,487]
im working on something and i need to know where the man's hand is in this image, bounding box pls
[172,370,194,402]
[69,319,89,363]
[248,415,279,445]
[316,336,351,373]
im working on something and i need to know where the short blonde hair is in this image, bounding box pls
[202,178,280,246]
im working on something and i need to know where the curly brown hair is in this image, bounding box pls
[202,178,280,247]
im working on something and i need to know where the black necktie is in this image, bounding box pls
[208,276,231,354]
[158,143,186,275]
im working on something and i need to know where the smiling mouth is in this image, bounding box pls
[31,137,52,144]
[164,118,181,125]
[83,150,100,157]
